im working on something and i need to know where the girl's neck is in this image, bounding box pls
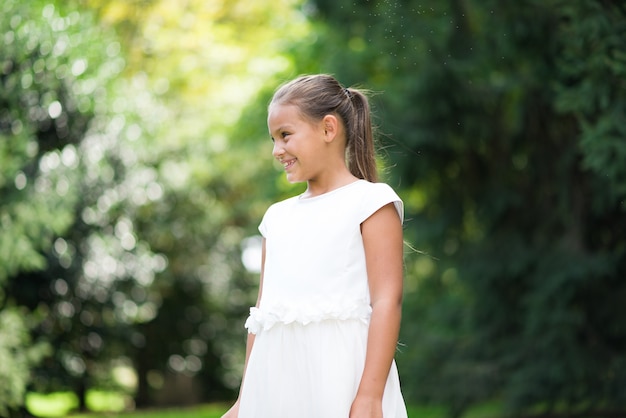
[302,171,360,199]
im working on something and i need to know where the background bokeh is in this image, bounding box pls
[1,0,625,416]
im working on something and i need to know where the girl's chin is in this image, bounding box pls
[285,173,307,184]
[286,177,304,184]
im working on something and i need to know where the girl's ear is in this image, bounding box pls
[322,114,339,143]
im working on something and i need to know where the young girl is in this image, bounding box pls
[222,74,407,418]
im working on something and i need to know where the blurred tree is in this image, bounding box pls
[0,308,49,417]
[0,0,121,413]
[308,0,626,416]
[0,0,184,411]
[2,0,318,411]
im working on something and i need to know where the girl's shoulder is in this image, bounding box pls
[355,180,398,194]
[354,181,404,224]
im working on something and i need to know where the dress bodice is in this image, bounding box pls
[245,180,403,334]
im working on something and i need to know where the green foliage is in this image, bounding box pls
[0,0,123,412]
[308,0,626,415]
[0,0,86,284]
[554,1,626,206]
[0,0,120,284]
[0,308,50,416]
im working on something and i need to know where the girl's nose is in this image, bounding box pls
[272,142,284,159]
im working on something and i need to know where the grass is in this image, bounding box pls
[27,391,130,417]
[27,390,499,418]
[27,391,230,418]
[70,404,229,418]
[78,405,450,418]
[26,392,79,417]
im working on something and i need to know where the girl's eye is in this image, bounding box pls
[270,132,290,142]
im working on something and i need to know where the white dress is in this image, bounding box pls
[239,180,408,418]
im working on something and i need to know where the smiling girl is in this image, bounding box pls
[222,74,407,418]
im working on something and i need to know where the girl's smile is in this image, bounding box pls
[280,158,297,171]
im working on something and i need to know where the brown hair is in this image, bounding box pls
[269,74,378,182]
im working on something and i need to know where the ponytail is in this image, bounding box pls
[270,74,378,182]
[345,88,378,182]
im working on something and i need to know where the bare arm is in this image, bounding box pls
[351,203,403,418]
[221,238,266,418]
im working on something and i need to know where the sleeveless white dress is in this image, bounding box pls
[238,180,408,418]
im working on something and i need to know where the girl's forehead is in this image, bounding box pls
[268,104,303,126]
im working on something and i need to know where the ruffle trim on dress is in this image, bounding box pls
[244,300,372,334]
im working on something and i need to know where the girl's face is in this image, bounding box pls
[267,104,328,184]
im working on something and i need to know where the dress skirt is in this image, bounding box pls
[238,318,407,418]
